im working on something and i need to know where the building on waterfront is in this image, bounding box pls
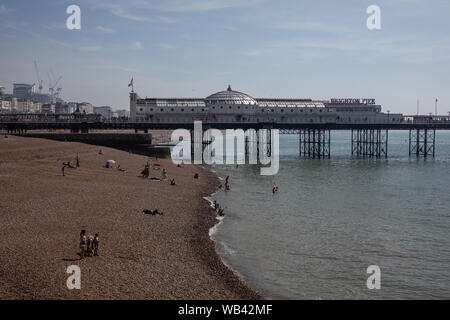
[94,106,112,120]
[77,102,94,114]
[16,99,41,113]
[0,99,11,112]
[13,83,35,99]
[0,85,5,96]
[116,109,130,118]
[41,104,55,114]
[130,85,402,124]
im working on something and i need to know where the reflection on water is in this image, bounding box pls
[211,131,450,299]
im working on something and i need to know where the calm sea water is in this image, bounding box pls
[210,131,450,299]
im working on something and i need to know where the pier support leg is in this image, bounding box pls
[409,129,435,157]
[351,129,388,158]
[299,129,330,159]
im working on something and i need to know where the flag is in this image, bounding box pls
[128,78,133,87]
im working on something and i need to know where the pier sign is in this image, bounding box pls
[331,98,376,105]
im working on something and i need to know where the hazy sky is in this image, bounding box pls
[0,0,449,114]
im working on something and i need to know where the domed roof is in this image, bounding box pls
[205,85,257,105]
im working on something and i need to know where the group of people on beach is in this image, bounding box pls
[61,155,80,176]
[79,230,100,259]
[140,162,170,181]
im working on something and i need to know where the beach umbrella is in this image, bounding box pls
[106,160,116,164]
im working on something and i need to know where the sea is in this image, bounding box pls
[207,130,450,299]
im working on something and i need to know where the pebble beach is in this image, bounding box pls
[0,135,261,300]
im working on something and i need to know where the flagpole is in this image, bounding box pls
[435,98,438,116]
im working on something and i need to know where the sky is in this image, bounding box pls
[0,0,449,114]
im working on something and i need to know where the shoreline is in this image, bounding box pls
[0,135,261,299]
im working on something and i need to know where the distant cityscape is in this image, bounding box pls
[0,83,130,120]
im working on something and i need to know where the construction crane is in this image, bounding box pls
[33,60,44,94]
[47,71,63,99]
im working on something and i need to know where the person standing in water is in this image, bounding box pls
[76,156,80,168]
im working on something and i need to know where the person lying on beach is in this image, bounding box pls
[143,209,164,216]
[117,165,126,172]
[150,177,162,181]
[80,230,87,260]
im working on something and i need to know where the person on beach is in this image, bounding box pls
[162,168,168,180]
[225,176,229,185]
[226,184,230,191]
[214,200,219,210]
[76,156,79,168]
[62,163,65,176]
[79,230,87,259]
[194,173,199,179]
[170,178,176,185]
[141,165,149,178]
[99,149,103,155]
[93,233,100,256]
[117,165,126,172]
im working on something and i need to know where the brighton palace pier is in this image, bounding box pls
[130,85,402,126]
[2,86,450,159]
